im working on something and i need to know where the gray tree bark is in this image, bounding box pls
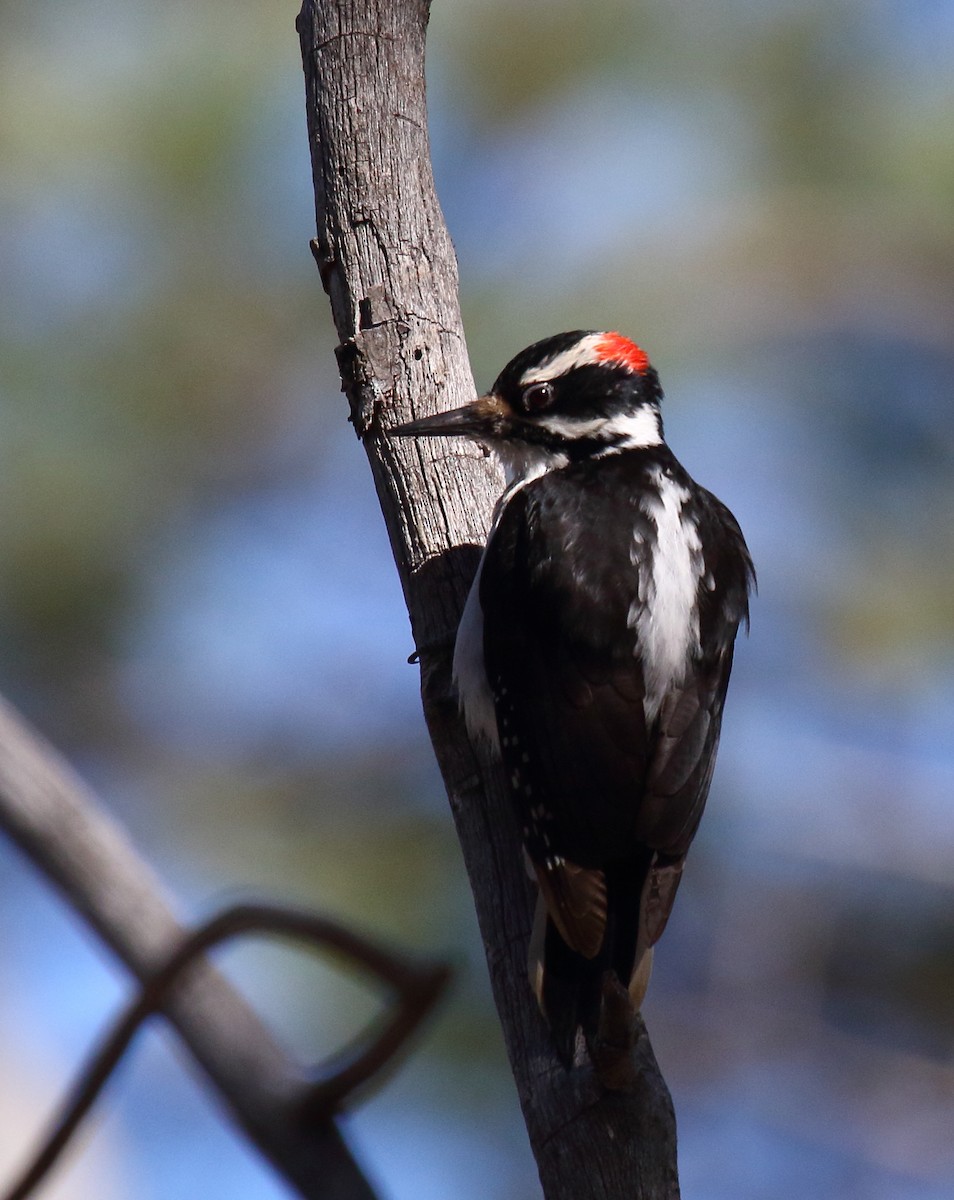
[297,3,681,1197]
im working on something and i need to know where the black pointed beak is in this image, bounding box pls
[389,405,481,438]
[388,394,511,440]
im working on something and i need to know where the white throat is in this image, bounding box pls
[492,440,569,486]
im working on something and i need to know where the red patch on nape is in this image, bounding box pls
[594,331,650,375]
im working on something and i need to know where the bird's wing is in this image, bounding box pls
[479,471,752,959]
[635,482,754,858]
[634,656,731,857]
[479,481,653,873]
[633,482,754,922]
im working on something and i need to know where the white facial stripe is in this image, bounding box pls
[518,334,607,385]
[629,469,703,721]
[533,406,662,449]
[532,414,606,440]
[593,408,662,449]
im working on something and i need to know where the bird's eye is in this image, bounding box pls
[522,381,555,413]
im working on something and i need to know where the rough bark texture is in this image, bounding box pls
[297,3,680,1197]
[0,696,376,1200]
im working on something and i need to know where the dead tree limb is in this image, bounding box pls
[3,900,448,1200]
[0,696,379,1200]
[297,2,680,1196]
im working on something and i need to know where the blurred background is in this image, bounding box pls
[1,0,953,1196]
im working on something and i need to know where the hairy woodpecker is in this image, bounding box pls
[392,331,754,1070]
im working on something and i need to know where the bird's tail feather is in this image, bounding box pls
[529,852,656,1069]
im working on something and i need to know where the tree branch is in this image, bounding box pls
[0,696,378,1200]
[297,2,680,1196]
[3,901,449,1200]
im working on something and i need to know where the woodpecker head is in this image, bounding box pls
[391,331,664,479]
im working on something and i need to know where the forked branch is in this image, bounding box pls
[0,696,384,1200]
[3,901,448,1200]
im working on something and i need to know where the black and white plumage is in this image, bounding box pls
[392,331,754,1070]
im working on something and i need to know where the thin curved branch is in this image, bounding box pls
[4,902,449,1200]
[0,696,377,1200]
